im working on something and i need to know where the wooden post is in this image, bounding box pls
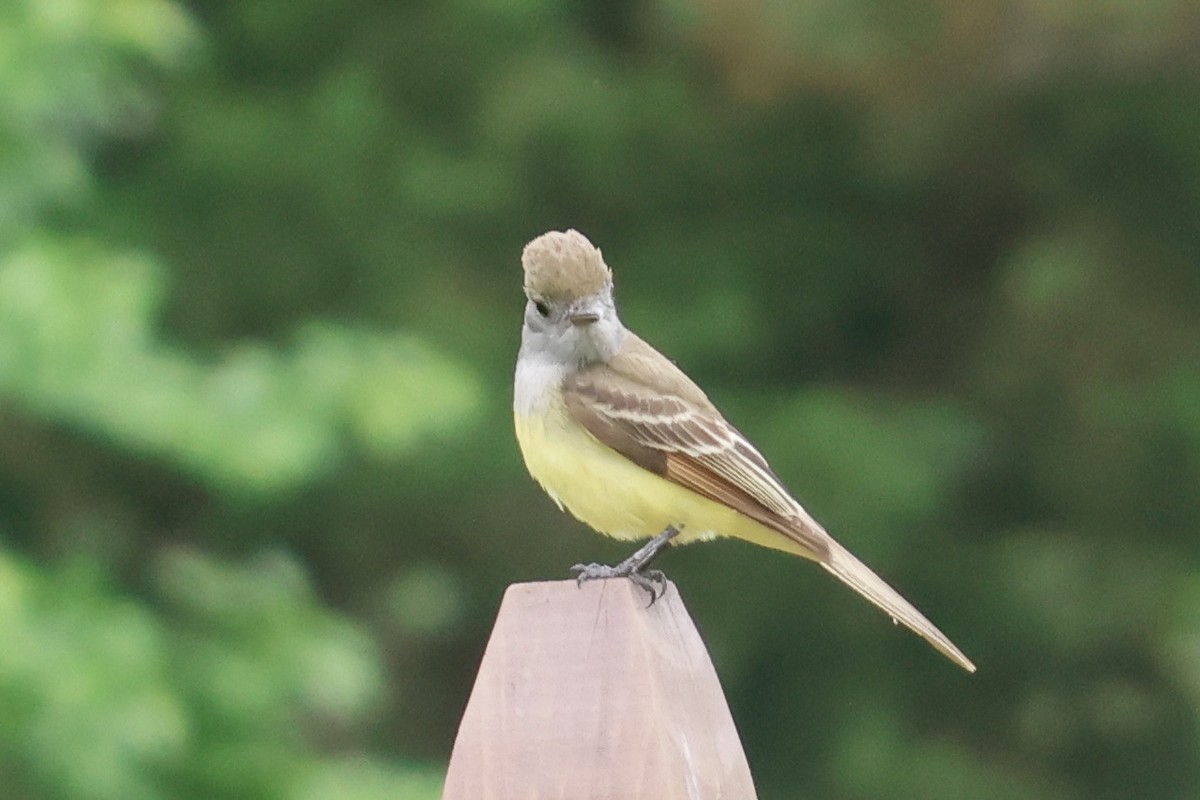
[442,579,758,800]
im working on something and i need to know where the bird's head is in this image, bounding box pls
[520,229,624,365]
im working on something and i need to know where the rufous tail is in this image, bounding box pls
[821,541,976,672]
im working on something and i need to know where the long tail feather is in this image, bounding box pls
[821,541,976,672]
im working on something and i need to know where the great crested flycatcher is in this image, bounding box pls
[513,229,975,672]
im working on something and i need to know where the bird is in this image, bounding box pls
[512,229,975,672]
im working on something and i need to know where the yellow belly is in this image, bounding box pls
[514,398,809,556]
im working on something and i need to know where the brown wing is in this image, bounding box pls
[562,336,976,672]
[562,360,830,561]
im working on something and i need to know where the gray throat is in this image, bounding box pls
[514,320,626,416]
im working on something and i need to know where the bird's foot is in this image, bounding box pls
[570,561,669,603]
[569,526,680,606]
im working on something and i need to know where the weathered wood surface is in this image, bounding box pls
[442,579,758,800]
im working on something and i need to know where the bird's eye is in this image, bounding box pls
[534,300,550,317]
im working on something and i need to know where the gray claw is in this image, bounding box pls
[628,570,669,606]
[570,562,617,586]
[569,562,669,605]
[567,526,680,604]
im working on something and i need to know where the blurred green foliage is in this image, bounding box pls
[0,243,478,493]
[1,0,1199,798]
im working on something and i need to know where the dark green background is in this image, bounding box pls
[3,1,1199,798]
